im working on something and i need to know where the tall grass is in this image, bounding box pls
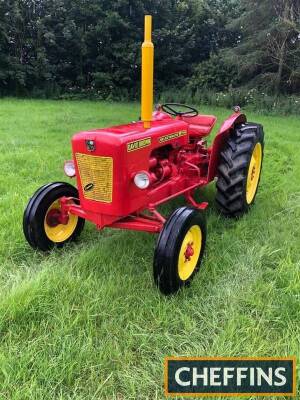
[158,87,300,116]
[13,83,300,116]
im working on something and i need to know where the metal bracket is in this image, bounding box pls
[184,191,208,210]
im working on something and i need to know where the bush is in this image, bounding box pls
[157,87,300,116]
[188,54,238,93]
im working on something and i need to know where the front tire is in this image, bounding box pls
[153,207,206,295]
[23,182,85,251]
[216,123,264,218]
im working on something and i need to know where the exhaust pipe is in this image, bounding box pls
[141,15,154,129]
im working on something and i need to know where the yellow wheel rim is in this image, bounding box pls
[44,200,78,243]
[246,142,262,204]
[178,225,202,281]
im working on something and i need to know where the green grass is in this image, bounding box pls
[0,98,299,399]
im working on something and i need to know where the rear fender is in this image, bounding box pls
[207,112,247,181]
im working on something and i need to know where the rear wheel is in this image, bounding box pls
[23,182,85,251]
[153,207,206,295]
[216,123,264,217]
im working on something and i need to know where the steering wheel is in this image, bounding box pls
[161,103,199,118]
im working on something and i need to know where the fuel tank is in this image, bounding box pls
[72,116,189,218]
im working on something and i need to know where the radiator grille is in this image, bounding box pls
[75,153,113,203]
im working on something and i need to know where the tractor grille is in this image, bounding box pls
[75,153,113,203]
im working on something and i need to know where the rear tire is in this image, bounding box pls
[153,207,206,295]
[23,182,85,251]
[216,123,264,218]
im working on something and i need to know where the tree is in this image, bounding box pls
[223,0,300,94]
[0,1,9,94]
[1,0,241,97]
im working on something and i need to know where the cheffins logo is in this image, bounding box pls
[165,357,296,397]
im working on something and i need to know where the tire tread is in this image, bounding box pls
[216,123,264,218]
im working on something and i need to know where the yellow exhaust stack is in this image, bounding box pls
[141,15,154,129]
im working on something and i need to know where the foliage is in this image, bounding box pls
[187,54,238,92]
[222,0,300,94]
[0,0,239,97]
[159,87,300,115]
[0,0,299,102]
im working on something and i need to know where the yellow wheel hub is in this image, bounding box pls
[178,225,202,281]
[44,200,78,243]
[246,142,262,204]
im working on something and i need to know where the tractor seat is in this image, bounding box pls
[183,115,217,137]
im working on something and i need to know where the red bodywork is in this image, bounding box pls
[61,110,246,233]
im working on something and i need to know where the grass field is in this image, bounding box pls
[0,98,299,399]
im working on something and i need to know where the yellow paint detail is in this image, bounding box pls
[159,130,187,144]
[44,200,78,243]
[127,137,151,152]
[246,142,262,204]
[141,15,154,129]
[75,153,113,203]
[178,225,202,281]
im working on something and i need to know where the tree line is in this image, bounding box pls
[0,0,299,99]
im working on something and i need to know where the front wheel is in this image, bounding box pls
[153,207,206,295]
[23,182,85,251]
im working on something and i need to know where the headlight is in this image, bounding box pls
[134,171,150,189]
[64,160,76,178]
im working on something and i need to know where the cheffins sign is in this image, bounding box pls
[164,357,296,397]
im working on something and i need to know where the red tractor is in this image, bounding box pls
[23,16,264,295]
